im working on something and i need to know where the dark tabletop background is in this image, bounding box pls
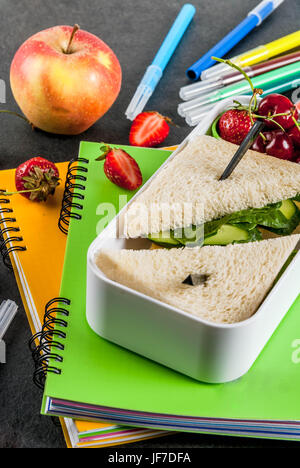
[0,0,299,449]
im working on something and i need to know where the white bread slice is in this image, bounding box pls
[96,235,300,324]
[124,135,300,238]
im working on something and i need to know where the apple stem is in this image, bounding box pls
[65,24,80,54]
[0,109,30,124]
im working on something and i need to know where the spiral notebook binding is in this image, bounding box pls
[0,191,27,269]
[58,157,89,235]
[30,158,88,389]
[29,297,71,390]
[27,159,87,388]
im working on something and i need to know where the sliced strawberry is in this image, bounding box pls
[97,145,142,191]
[129,111,170,147]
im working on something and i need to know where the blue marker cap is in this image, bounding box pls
[126,4,196,120]
[186,0,284,81]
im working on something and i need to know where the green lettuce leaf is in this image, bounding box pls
[264,209,300,235]
[221,202,292,230]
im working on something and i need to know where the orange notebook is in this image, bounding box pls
[0,162,170,448]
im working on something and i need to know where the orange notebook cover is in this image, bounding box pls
[0,161,169,448]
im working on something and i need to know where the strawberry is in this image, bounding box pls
[14,157,60,201]
[97,144,143,191]
[218,109,255,145]
[129,111,171,147]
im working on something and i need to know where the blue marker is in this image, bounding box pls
[126,4,196,120]
[186,0,284,81]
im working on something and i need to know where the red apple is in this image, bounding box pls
[10,25,122,135]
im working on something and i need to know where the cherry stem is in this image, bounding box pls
[248,96,255,125]
[252,111,294,119]
[248,90,261,125]
[65,24,80,54]
[260,132,267,141]
[292,116,300,131]
[212,56,255,93]
[266,118,285,132]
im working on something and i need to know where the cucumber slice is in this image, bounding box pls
[148,231,180,247]
[279,199,296,220]
[174,225,203,247]
[203,224,250,245]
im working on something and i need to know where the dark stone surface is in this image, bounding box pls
[0,0,299,449]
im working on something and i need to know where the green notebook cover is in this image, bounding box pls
[41,141,300,425]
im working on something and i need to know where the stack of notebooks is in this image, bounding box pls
[0,154,173,448]
[1,141,300,447]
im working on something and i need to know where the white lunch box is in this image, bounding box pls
[86,96,300,384]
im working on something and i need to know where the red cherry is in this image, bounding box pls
[252,130,294,161]
[258,93,298,130]
[251,134,266,153]
[287,125,300,148]
[266,131,294,160]
[251,130,279,154]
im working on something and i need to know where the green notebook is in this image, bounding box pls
[39,141,300,441]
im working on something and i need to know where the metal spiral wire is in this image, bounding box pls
[29,297,71,390]
[0,191,27,269]
[58,158,89,235]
